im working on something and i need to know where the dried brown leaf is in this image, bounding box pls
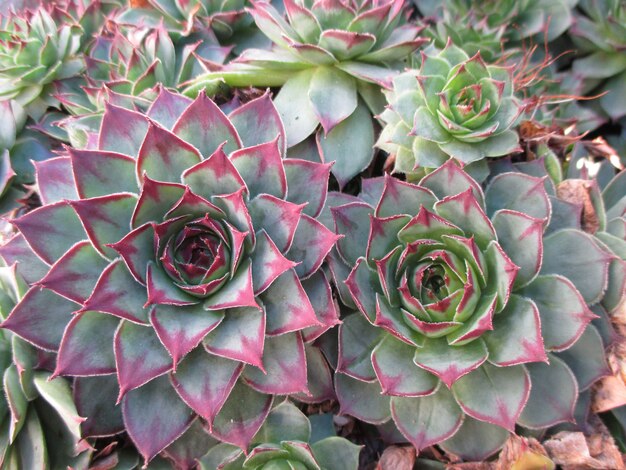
[556,179,600,234]
[496,435,554,470]
[376,446,416,470]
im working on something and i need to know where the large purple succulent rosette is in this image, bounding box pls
[329,161,613,460]
[0,88,340,463]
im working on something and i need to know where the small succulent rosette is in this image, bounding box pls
[188,0,426,187]
[200,401,361,470]
[329,161,613,460]
[0,5,84,119]
[0,264,91,469]
[571,0,626,120]
[378,43,522,179]
[0,88,340,464]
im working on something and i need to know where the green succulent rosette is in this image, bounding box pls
[200,401,361,470]
[0,6,84,119]
[571,0,626,120]
[328,161,612,460]
[415,0,578,42]
[378,43,522,178]
[0,264,91,469]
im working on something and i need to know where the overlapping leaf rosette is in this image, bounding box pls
[188,0,426,187]
[0,264,91,469]
[378,43,522,180]
[570,0,626,120]
[200,401,361,469]
[0,88,340,463]
[414,0,578,42]
[329,161,613,460]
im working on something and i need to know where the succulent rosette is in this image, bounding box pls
[378,43,522,179]
[200,401,361,469]
[0,5,84,119]
[0,88,340,463]
[0,264,91,469]
[329,161,612,460]
[415,0,578,42]
[571,0,626,120]
[188,0,426,187]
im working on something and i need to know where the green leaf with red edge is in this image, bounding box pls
[71,193,137,259]
[372,334,438,396]
[146,261,197,307]
[452,363,530,431]
[4,363,27,442]
[131,177,186,228]
[74,375,124,438]
[319,30,376,60]
[150,304,224,368]
[243,332,308,395]
[484,241,518,313]
[146,87,192,130]
[69,148,137,199]
[108,223,154,285]
[440,416,509,461]
[229,92,287,156]
[492,210,544,288]
[283,0,321,42]
[557,325,610,391]
[248,194,305,252]
[164,188,224,223]
[520,274,596,351]
[260,269,320,336]
[435,189,496,249]
[203,260,258,310]
[251,230,297,295]
[294,345,335,403]
[288,214,340,279]
[518,355,578,429]
[231,138,286,199]
[98,103,149,157]
[420,160,485,206]
[182,145,247,200]
[82,259,150,324]
[2,287,76,351]
[413,337,488,388]
[162,420,217,470]
[398,206,464,243]
[483,295,547,366]
[36,241,109,303]
[335,373,391,424]
[212,189,255,246]
[367,214,410,261]
[301,271,340,342]
[12,201,85,265]
[375,295,426,347]
[204,306,265,369]
[35,157,77,204]
[446,292,497,345]
[376,174,437,218]
[55,311,118,376]
[114,320,173,399]
[171,346,242,427]
[391,385,463,450]
[485,172,550,221]
[172,91,242,157]
[309,67,357,134]
[317,99,375,189]
[337,313,382,381]
[541,229,613,305]
[0,234,49,284]
[210,380,273,450]
[122,375,194,464]
[136,123,202,184]
[284,159,332,218]
[332,202,373,266]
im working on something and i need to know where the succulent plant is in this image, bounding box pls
[571,0,626,120]
[0,264,91,469]
[0,88,340,464]
[0,5,84,119]
[200,401,361,469]
[415,0,578,42]
[187,0,426,187]
[378,43,522,179]
[329,161,612,460]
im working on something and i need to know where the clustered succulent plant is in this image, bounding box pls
[0,0,625,468]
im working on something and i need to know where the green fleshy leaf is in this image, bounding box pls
[440,416,509,461]
[274,70,319,147]
[32,372,83,440]
[4,364,28,442]
[311,437,361,470]
[252,401,310,446]
[485,172,550,221]
[556,325,610,391]
[334,373,391,424]
[309,67,357,134]
[74,375,124,438]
